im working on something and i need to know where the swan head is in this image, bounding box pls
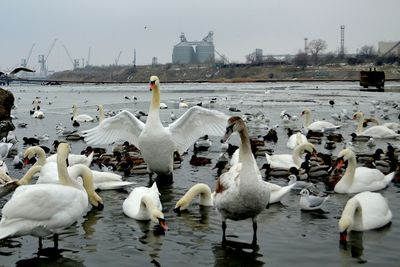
[149,76,160,91]
[337,148,354,162]
[352,111,364,122]
[151,209,168,231]
[299,188,310,196]
[338,216,352,243]
[301,108,311,116]
[222,116,245,142]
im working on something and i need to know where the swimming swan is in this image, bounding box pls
[339,191,392,243]
[353,111,400,139]
[302,108,340,132]
[265,142,316,170]
[333,148,394,193]
[122,182,168,231]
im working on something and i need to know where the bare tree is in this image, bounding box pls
[293,51,309,69]
[245,52,257,64]
[358,45,377,59]
[309,39,327,65]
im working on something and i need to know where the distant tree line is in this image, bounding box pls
[246,39,400,68]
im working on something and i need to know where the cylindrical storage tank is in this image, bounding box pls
[196,42,215,63]
[172,43,195,64]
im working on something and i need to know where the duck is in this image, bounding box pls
[286,132,307,149]
[83,76,228,184]
[71,104,94,122]
[32,105,44,119]
[174,183,214,212]
[301,108,341,132]
[122,182,168,231]
[265,142,316,170]
[214,116,270,246]
[193,135,212,152]
[353,111,400,139]
[333,148,395,193]
[189,154,212,166]
[299,188,329,211]
[338,191,392,243]
[0,143,103,250]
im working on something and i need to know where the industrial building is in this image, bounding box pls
[378,41,400,56]
[172,32,215,64]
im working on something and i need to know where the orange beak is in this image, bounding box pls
[158,218,168,231]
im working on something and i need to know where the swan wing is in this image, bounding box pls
[168,106,228,154]
[83,110,145,146]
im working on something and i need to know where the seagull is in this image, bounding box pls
[299,188,329,211]
[0,67,35,77]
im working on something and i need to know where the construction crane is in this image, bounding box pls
[21,43,35,68]
[62,45,79,69]
[38,38,58,76]
[115,51,122,65]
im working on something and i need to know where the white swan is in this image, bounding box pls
[264,181,296,204]
[0,142,13,159]
[265,142,316,170]
[174,183,214,212]
[299,188,329,211]
[353,111,400,139]
[286,132,307,149]
[83,76,228,183]
[72,104,94,122]
[0,143,103,249]
[214,116,270,245]
[24,146,93,167]
[24,146,132,190]
[333,148,395,193]
[122,182,168,231]
[302,108,340,132]
[339,191,392,243]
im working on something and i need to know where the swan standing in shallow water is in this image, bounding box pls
[214,116,270,246]
[352,111,400,139]
[123,182,168,231]
[301,108,340,132]
[0,143,103,250]
[333,148,395,193]
[339,191,392,243]
[83,76,228,184]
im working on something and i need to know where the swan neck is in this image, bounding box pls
[186,183,213,205]
[17,165,42,185]
[342,198,359,221]
[343,156,357,183]
[356,116,363,134]
[304,113,311,127]
[238,127,252,162]
[78,164,102,206]
[150,87,161,112]
[57,147,78,188]
[293,144,306,166]
[98,106,105,122]
[141,195,158,214]
[31,146,47,166]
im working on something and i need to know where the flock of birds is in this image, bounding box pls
[0,75,399,256]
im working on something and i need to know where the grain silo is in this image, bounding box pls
[196,31,215,63]
[172,33,195,64]
[172,31,215,64]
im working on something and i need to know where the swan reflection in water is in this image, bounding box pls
[212,241,265,267]
[339,223,392,265]
[16,254,85,267]
[136,220,165,267]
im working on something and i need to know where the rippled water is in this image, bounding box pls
[0,81,399,266]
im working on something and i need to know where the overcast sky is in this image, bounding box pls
[1,0,399,72]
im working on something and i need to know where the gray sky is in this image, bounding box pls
[1,0,399,72]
